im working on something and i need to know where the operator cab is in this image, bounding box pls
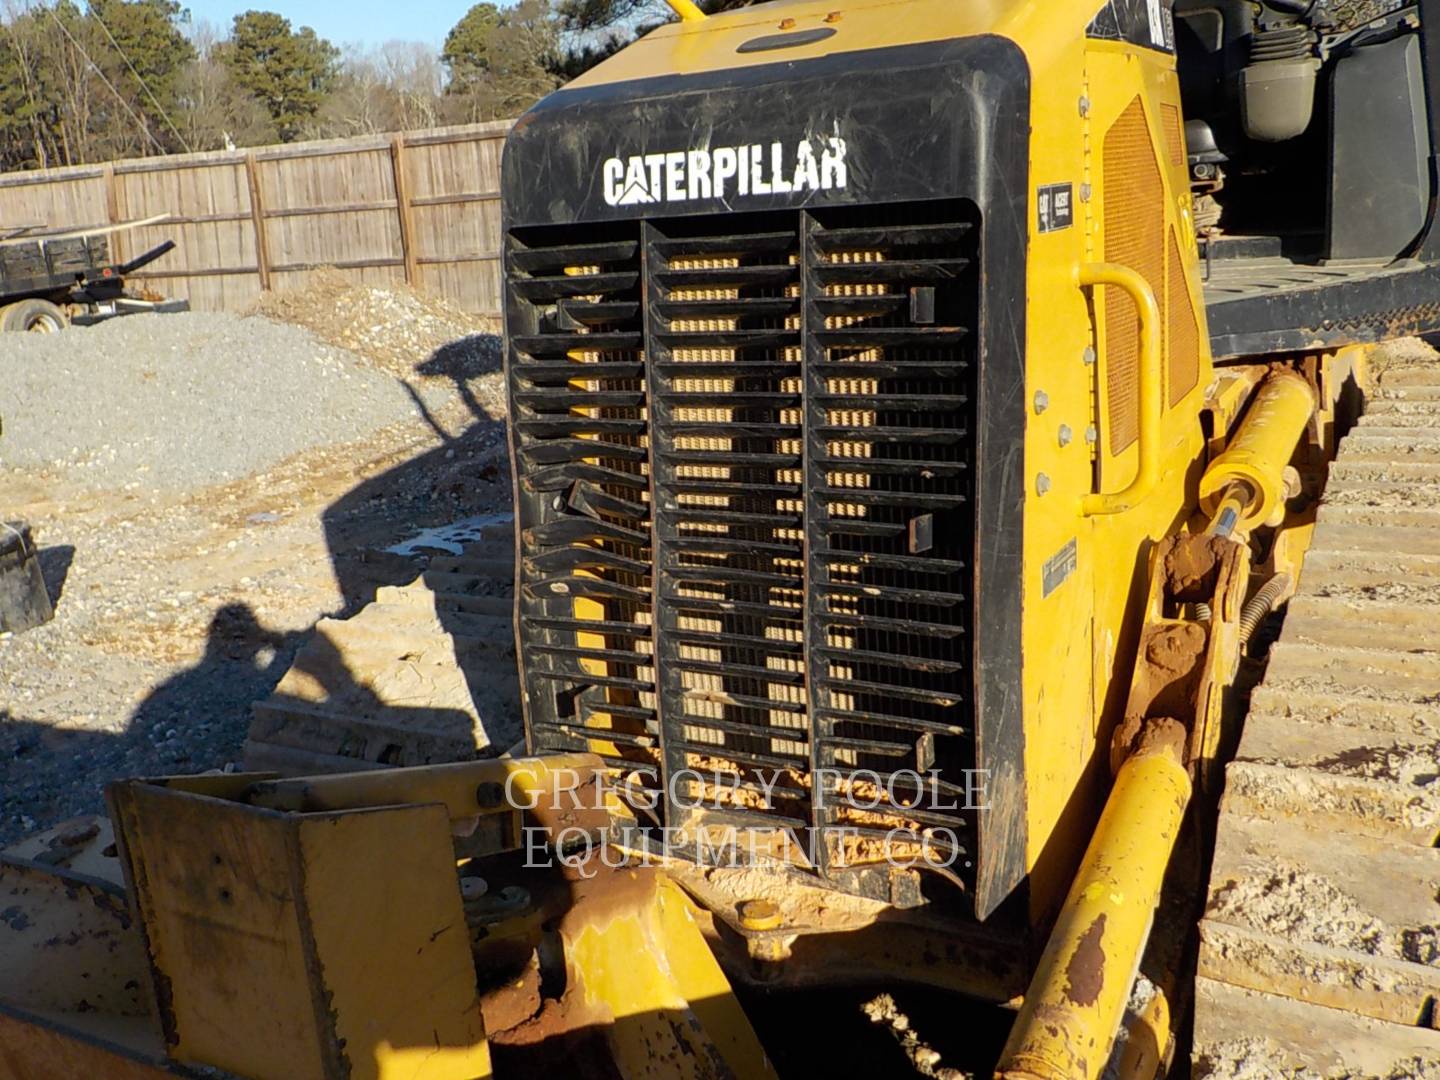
[1174,0,1438,351]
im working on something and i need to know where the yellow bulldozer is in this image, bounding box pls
[5,0,1440,1076]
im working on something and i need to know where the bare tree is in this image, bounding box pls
[173,19,277,150]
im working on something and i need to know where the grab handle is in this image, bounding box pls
[1079,262,1163,516]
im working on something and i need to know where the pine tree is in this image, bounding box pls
[217,11,339,141]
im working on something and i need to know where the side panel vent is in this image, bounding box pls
[1102,96,1166,454]
[1167,229,1201,405]
[1161,102,1186,168]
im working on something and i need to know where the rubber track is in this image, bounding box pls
[1193,353,1440,1078]
[243,519,522,775]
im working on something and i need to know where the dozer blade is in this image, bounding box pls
[3,759,772,1080]
[1194,344,1440,1077]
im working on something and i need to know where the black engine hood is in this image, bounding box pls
[503,35,1031,228]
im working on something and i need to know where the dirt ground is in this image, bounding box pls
[0,279,513,845]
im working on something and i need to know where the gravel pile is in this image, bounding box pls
[249,267,501,379]
[0,310,443,491]
[0,296,514,846]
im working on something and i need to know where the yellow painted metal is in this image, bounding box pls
[524,0,1219,941]
[1023,37,1212,927]
[522,0,1222,1034]
[110,781,492,1080]
[1114,985,1171,1080]
[1199,370,1318,533]
[566,1,1150,86]
[996,739,1192,1080]
[560,873,778,1079]
[247,752,605,818]
[663,0,707,21]
[1078,262,1164,516]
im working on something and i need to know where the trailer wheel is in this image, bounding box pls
[1,299,67,333]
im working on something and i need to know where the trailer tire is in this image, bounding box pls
[1,299,67,333]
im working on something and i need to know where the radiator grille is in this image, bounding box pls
[506,226,661,784]
[508,201,980,898]
[1103,97,1166,454]
[646,216,811,831]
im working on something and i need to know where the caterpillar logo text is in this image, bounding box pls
[602,137,849,207]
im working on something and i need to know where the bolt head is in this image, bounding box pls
[1079,95,1090,117]
[739,898,782,930]
[1082,345,1096,366]
[1036,473,1052,496]
[1058,424,1073,447]
[1033,390,1049,414]
[1085,425,1098,444]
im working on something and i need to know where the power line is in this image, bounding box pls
[41,2,168,156]
[89,2,192,153]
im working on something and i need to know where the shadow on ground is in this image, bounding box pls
[37,545,73,607]
[1,332,513,843]
[326,333,509,614]
[1,603,297,842]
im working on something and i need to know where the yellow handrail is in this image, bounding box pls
[1079,262,1163,516]
[664,0,707,20]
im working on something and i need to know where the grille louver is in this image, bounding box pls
[507,202,980,902]
[646,217,811,833]
[802,208,977,886]
[506,227,662,787]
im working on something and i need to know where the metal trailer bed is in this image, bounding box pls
[0,219,187,331]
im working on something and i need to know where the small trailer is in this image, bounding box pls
[0,215,187,332]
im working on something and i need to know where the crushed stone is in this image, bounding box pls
[2,291,513,846]
[248,266,501,380]
[0,310,446,492]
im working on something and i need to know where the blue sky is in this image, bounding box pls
[183,0,515,50]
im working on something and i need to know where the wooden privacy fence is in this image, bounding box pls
[0,120,515,317]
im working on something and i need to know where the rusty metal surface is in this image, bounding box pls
[0,824,148,1020]
[2,815,125,884]
[0,1003,191,1080]
[485,866,775,1080]
[666,861,1029,1002]
[242,752,610,850]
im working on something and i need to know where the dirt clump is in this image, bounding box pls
[1207,863,1440,962]
[1165,534,1233,600]
[1313,742,1440,788]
